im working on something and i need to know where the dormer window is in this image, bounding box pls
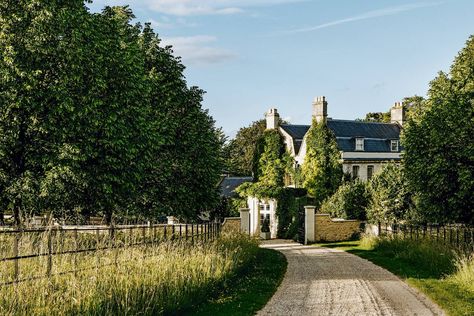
[391,140,399,152]
[355,138,364,151]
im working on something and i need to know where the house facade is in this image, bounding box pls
[246,96,404,238]
[266,96,404,182]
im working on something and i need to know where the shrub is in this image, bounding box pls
[366,163,413,223]
[320,180,369,220]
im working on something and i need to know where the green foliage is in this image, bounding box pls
[320,180,369,220]
[236,130,286,199]
[366,164,413,223]
[275,189,307,239]
[223,120,266,176]
[0,3,222,224]
[362,111,391,123]
[302,119,343,207]
[403,35,474,224]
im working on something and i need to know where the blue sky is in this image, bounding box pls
[89,0,474,137]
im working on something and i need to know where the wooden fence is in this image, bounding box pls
[0,222,221,286]
[377,222,474,253]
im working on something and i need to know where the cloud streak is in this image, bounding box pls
[161,35,236,65]
[289,2,443,33]
[96,0,306,16]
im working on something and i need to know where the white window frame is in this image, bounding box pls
[355,138,364,151]
[391,140,399,152]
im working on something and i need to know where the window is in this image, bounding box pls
[355,138,364,151]
[352,165,360,179]
[391,140,399,152]
[367,165,374,179]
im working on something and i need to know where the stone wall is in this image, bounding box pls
[222,217,241,234]
[314,214,361,242]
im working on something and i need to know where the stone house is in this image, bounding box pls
[267,96,404,182]
[246,96,404,238]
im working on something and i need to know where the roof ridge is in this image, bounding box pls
[330,119,398,125]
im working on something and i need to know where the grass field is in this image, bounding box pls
[189,247,287,315]
[0,232,260,315]
[316,236,474,316]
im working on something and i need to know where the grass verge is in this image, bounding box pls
[0,233,260,315]
[316,237,474,316]
[188,247,287,316]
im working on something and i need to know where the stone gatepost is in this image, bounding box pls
[239,208,250,234]
[304,206,316,244]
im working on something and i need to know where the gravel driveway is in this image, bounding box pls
[258,240,444,316]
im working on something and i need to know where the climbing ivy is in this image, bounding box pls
[302,119,343,207]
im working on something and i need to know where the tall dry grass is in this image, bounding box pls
[0,232,259,315]
[360,234,474,292]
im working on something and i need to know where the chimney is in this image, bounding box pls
[390,101,405,126]
[312,96,328,123]
[265,108,280,130]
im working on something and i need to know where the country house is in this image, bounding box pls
[245,96,405,238]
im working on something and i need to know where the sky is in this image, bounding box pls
[89,0,474,137]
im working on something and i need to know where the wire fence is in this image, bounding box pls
[0,222,221,286]
[377,222,474,253]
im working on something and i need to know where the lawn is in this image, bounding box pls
[316,237,474,316]
[188,247,287,316]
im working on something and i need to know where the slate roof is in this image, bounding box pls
[219,177,253,198]
[280,120,401,155]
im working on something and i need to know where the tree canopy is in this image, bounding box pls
[403,36,474,224]
[0,2,222,225]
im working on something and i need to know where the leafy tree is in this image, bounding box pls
[366,164,412,223]
[302,120,343,207]
[0,0,91,225]
[363,112,391,123]
[133,23,222,221]
[320,180,369,220]
[224,119,266,176]
[403,36,474,224]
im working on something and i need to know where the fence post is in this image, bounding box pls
[13,231,20,282]
[172,225,175,242]
[164,225,167,241]
[73,228,79,275]
[47,229,53,277]
[185,224,188,242]
[179,224,182,241]
[96,228,100,269]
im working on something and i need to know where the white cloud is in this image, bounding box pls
[161,36,236,65]
[97,0,306,16]
[289,2,444,33]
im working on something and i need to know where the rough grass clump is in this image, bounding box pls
[448,254,474,293]
[0,232,259,315]
[359,235,456,277]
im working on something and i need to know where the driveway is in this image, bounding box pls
[258,240,444,316]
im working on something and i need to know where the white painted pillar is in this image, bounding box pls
[304,206,316,244]
[239,208,250,234]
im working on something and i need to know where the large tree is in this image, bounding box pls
[0,0,90,225]
[403,36,474,224]
[302,120,343,207]
[224,119,266,176]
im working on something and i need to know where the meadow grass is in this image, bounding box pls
[0,232,259,315]
[317,235,474,316]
